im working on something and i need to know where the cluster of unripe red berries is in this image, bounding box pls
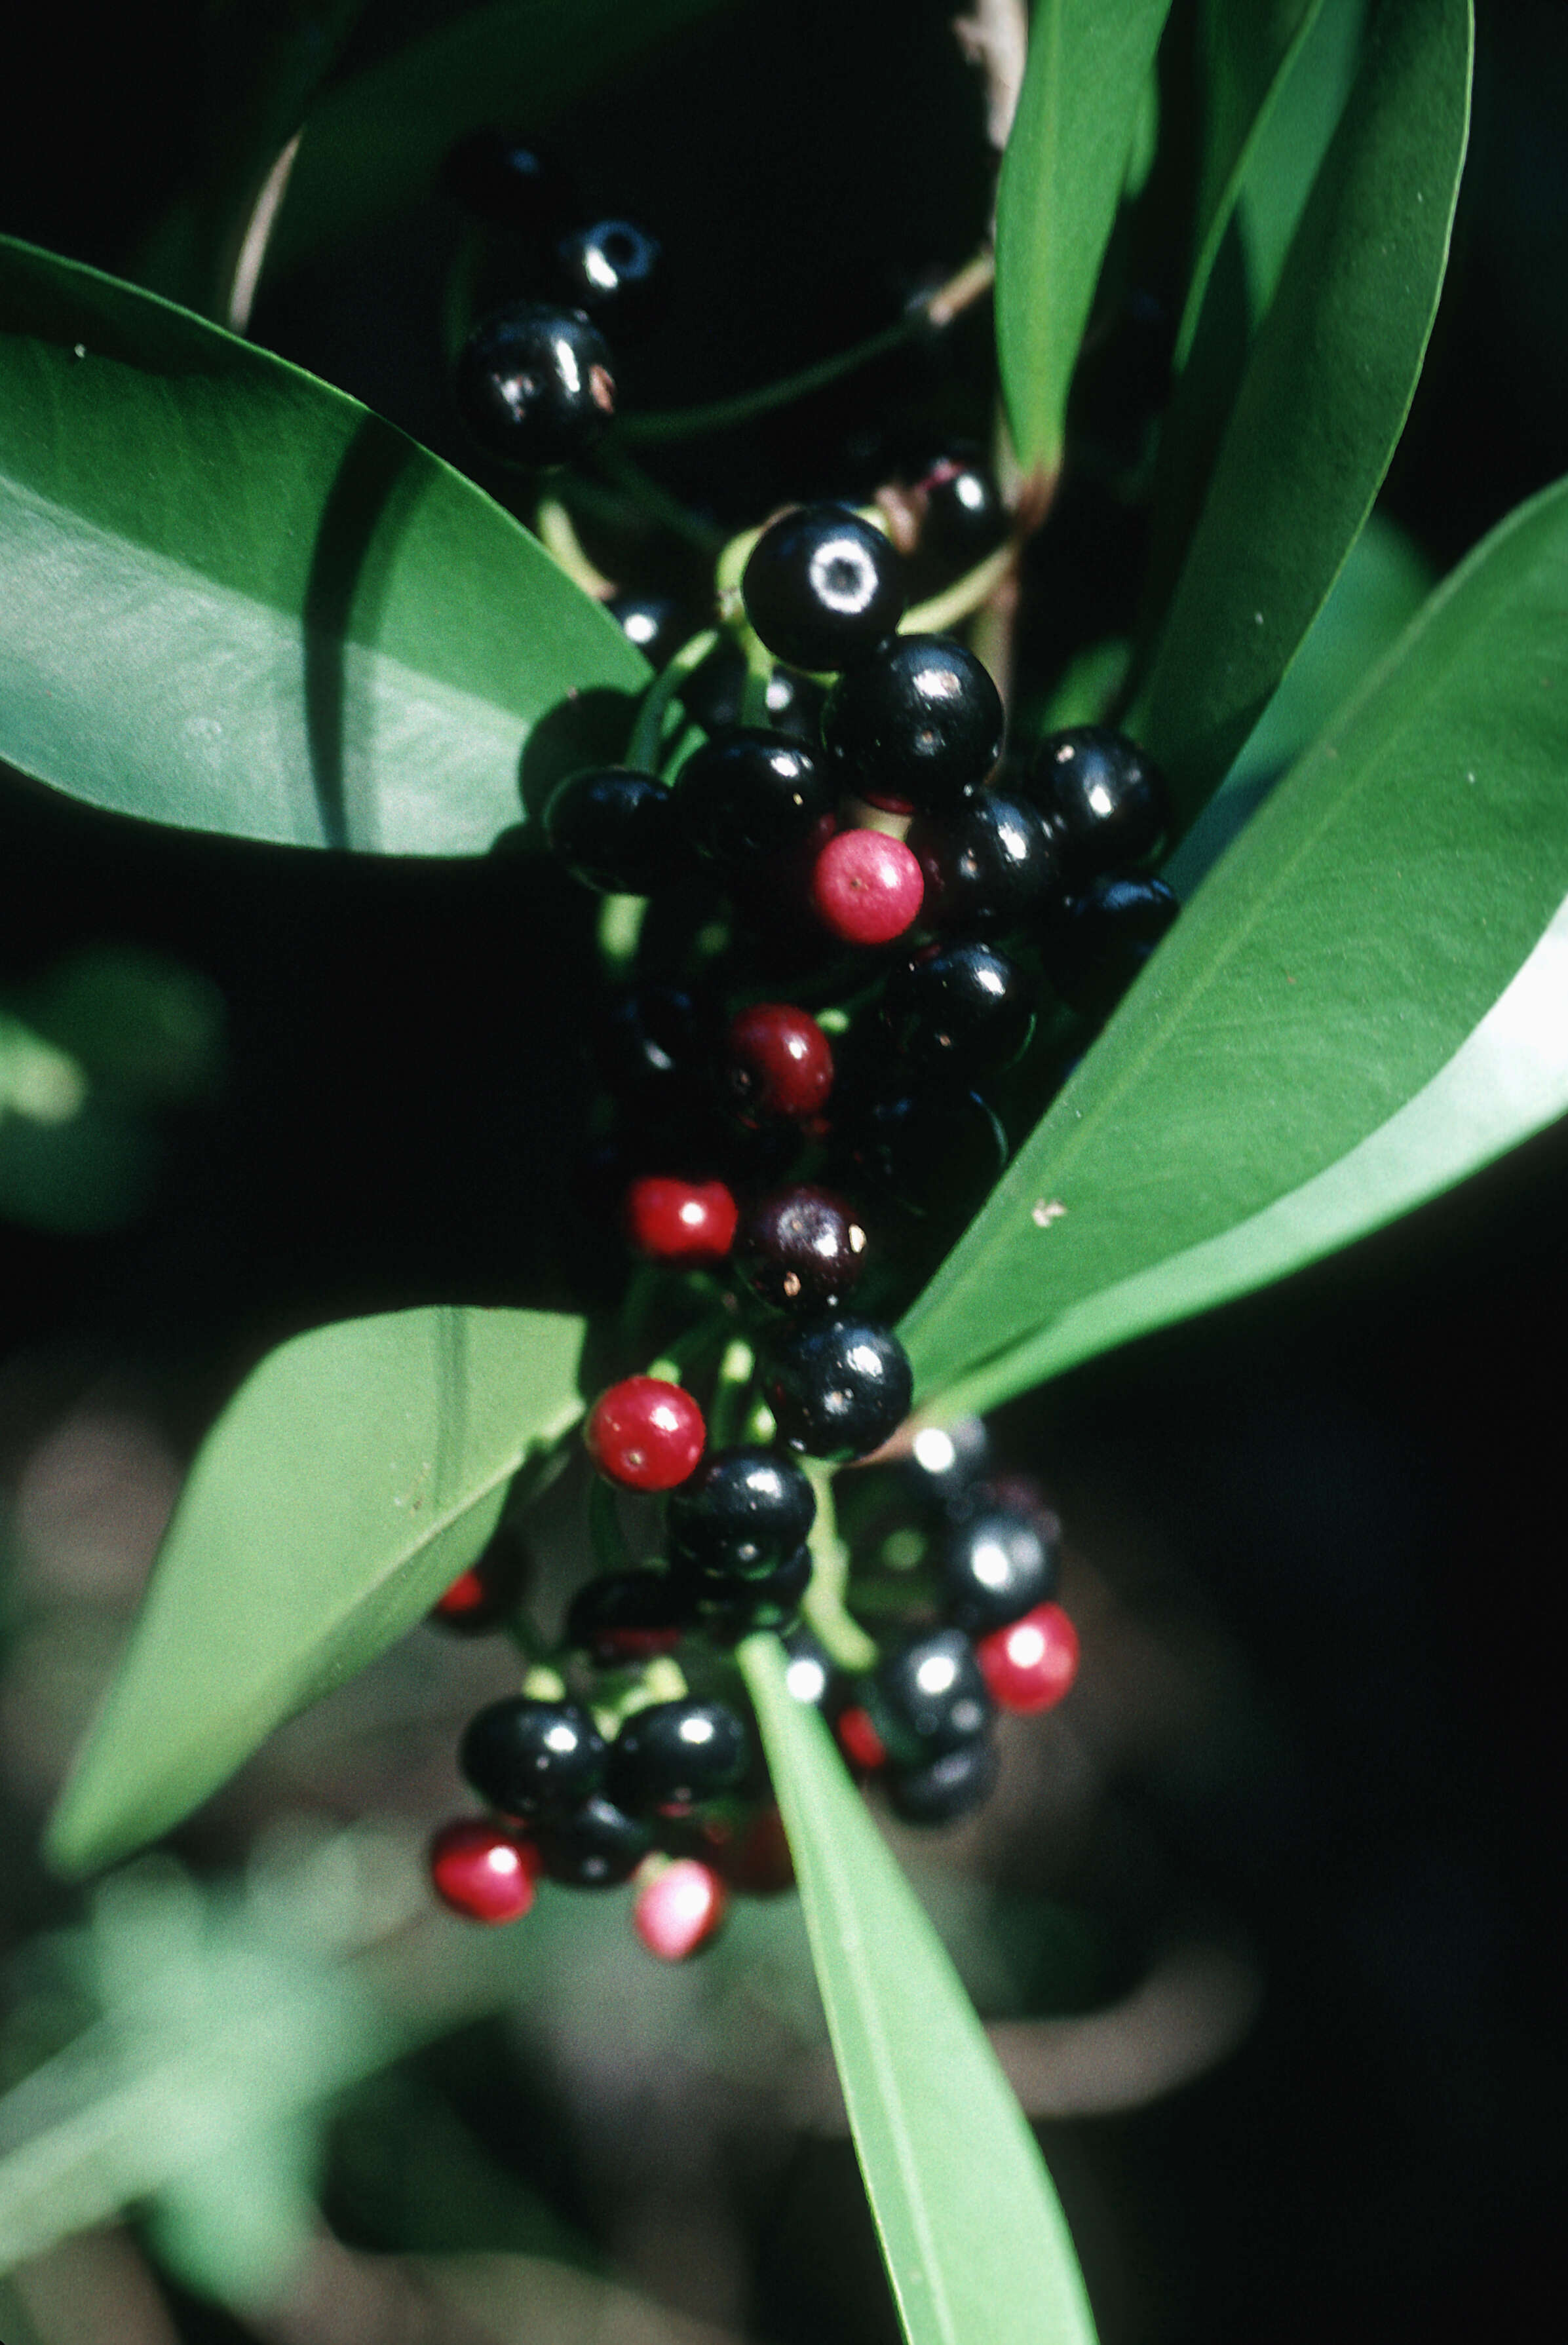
[427,133,1179,1959]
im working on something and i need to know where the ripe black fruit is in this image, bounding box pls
[823,635,1004,812]
[459,1697,606,1818]
[673,730,833,868]
[680,1542,813,1641]
[535,1795,652,1886]
[733,1185,868,1311]
[455,303,615,468]
[941,1506,1059,1634]
[554,219,666,340]
[1042,875,1180,1018]
[879,942,1035,1075]
[610,1698,751,1814]
[566,1570,685,1665]
[678,638,827,744]
[594,982,716,1113]
[908,449,1008,585]
[908,793,1063,936]
[1026,727,1170,881]
[868,1627,992,1765]
[664,1445,816,1578]
[543,767,687,894]
[842,1082,1007,1220]
[761,1315,913,1462]
[742,505,905,673]
[888,1734,1000,1826]
[607,592,695,670]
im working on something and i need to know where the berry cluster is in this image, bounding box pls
[425,134,1181,1960]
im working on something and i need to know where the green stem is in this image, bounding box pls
[900,534,1021,637]
[707,1337,757,1447]
[536,497,615,598]
[738,627,775,727]
[626,626,720,771]
[596,892,647,972]
[802,1462,878,1673]
[591,444,725,554]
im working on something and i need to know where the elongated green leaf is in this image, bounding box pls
[0,237,645,852]
[1136,0,1471,822]
[739,1637,1096,2345]
[265,0,727,283]
[995,0,1176,480]
[900,474,1568,1421]
[46,1306,586,1877]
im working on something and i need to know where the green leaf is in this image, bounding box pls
[995,0,1176,482]
[1234,0,1367,316]
[265,0,729,284]
[0,236,646,852]
[1135,0,1472,822]
[900,474,1568,1422]
[45,1306,586,1877]
[739,1636,1096,2345]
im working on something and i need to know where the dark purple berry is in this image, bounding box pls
[455,303,615,469]
[594,983,716,1113]
[535,1795,651,1887]
[941,1506,1059,1635]
[680,1542,814,1641]
[459,1698,606,1820]
[1025,727,1170,881]
[879,942,1035,1075]
[733,1185,868,1311]
[908,793,1063,936]
[888,1734,1000,1826]
[843,1083,1006,1221]
[823,636,1003,812]
[761,1315,912,1462]
[673,730,833,868]
[742,505,905,673]
[554,219,666,340]
[543,767,687,894]
[607,592,696,670]
[907,449,1008,585]
[609,1699,751,1815]
[1042,875,1179,1018]
[665,1446,816,1578]
[868,1627,992,1766]
[566,1571,685,1666]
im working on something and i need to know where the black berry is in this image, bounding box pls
[879,942,1035,1075]
[868,1627,992,1765]
[887,1734,999,1826]
[665,1445,816,1578]
[733,1184,868,1311]
[566,1570,685,1665]
[907,449,1008,585]
[673,730,833,868]
[908,793,1063,937]
[823,636,1003,812]
[762,1315,913,1461]
[455,303,615,469]
[679,638,827,744]
[459,1697,607,1819]
[607,592,695,670]
[535,1795,651,1887]
[595,982,716,1113]
[681,1542,813,1641]
[941,1506,1059,1635]
[1042,875,1180,1018]
[543,767,687,894]
[1025,727,1170,881]
[610,1698,751,1814]
[842,1083,1006,1220]
[554,219,666,340]
[742,505,905,673]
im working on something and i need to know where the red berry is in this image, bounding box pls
[432,1567,488,1622]
[835,1702,888,1772]
[622,1174,738,1263]
[585,1377,706,1491]
[717,1804,795,1895]
[429,1818,541,1924]
[721,1002,833,1121]
[975,1603,1079,1713]
[810,829,925,944]
[632,1856,728,1960]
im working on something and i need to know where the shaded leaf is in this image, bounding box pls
[900,474,1568,1421]
[1135,0,1472,821]
[46,1306,586,1876]
[0,237,645,852]
[1235,0,1367,315]
[739,1635,1097,2345]
[995,0,1176,480]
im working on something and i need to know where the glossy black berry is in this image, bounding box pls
[594,983,716,1113]
[607,592,696,671]
[535,1795,652,1887]
[733,1185,868,1311]
[678,638,827,744]
[665,1445,816,1578]
[908,793,1063,937]
[879,942,1035,1075]
[455,303,615,469]
[543,767,687,894]
[609,1698,751,1815]
[842,1083,1006,1221]
[1042,875,1180,1019]
[554,219,666,340]
[941,1506,1060,1635]
[459,1697,607,1820]
[1025,727,1170,882]
[904,1415,991,1503]
[440,132,573,233]
[761,1315,913,1462]
[742,505,905,674]
[868,1627,992,1766]
[823,636,1003,812]
[566,1570,685,1666]
[888,1734,1000,1827]
[908,449,1008,584]
[680,1542,813,1641]
[673,730,833,868]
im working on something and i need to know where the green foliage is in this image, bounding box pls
[900,474,1568,1420]
[995,0,1176,480]
[741,1636,1098,2345]
[45,1307,586,1875]
[1136,0,1472,819]
[0,236,645,852]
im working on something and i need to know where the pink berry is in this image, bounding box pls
[429,1818,541,1923]
[632,1857,728,1960]
[622,1175,738,1264]
[975,1603,1080,1713]
[585,1376,706,1491]
[810,828,924,944]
